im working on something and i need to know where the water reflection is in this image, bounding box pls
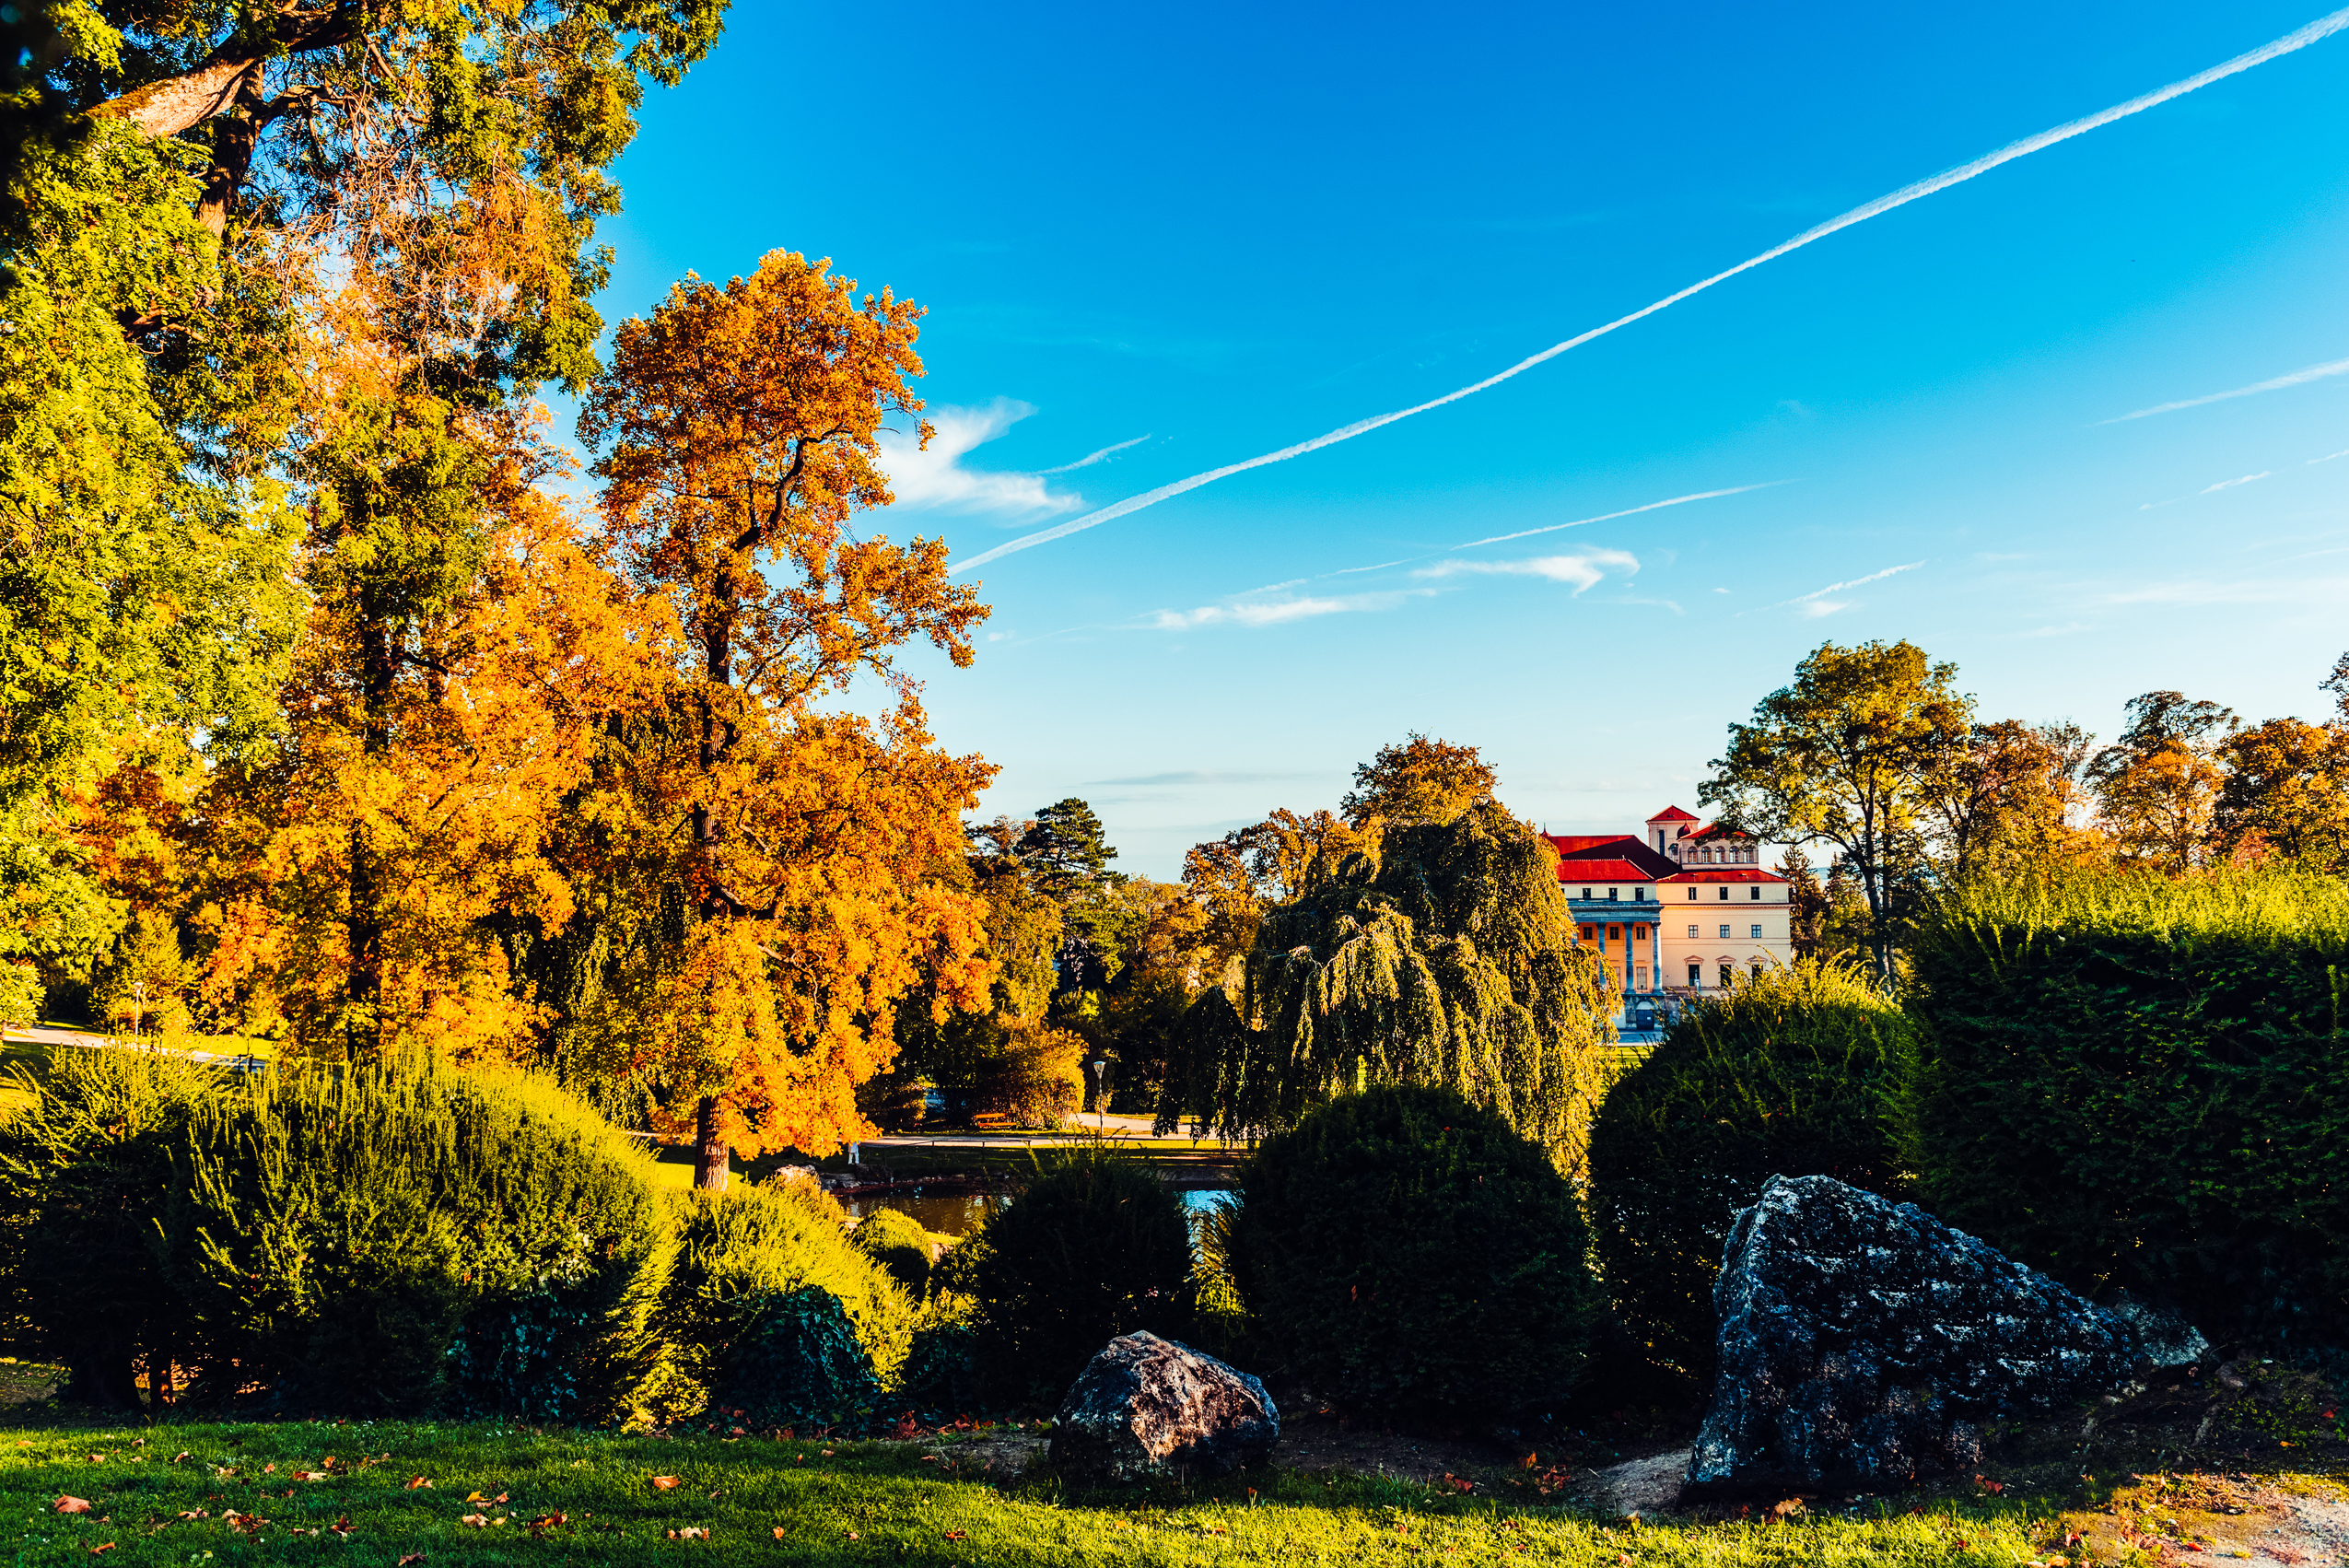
[838,1186,1232,1237]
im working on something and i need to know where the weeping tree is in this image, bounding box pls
[1155,801,1617,1171]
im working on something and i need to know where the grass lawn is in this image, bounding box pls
[6,1400,2320,1568]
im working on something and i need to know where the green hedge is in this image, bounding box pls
[1908,865,2349,1357]
[965,1145,1193,1407]
[853,1207,936,1296]
[649,1181,915,1422]
[1587,961,1913,1389]
[0,1049,663,1415]
[1226,1082,1597,1418]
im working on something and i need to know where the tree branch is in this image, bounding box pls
[92,2,359,139]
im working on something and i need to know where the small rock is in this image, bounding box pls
[1684,1175,2137,1499]
[1048,1332,1278,1483]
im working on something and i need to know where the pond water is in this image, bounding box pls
[839,1187,1231,1237]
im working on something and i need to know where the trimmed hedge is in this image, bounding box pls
[965,1145,1193,1406]
[707,1286,884,1432]
[853,1207,937,1296]
[649,1180,916,1422]
[1908,865,2349,1357]
[1587,961,1913,1389]
[1226,1082,1597,1418]
[0,1050,663,1415]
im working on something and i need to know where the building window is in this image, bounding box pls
[1749,886,1762,901]
[1580,887,1592,900]
[1631,924,1647,938]
[1607,887,1619,901]
[1750,923,1762,939]
[1688,962,1702,988]
[1718,963,1735,989]
[1718,923,1731,940]
[1579,925,1594,941]
[1634,964,1650,990]
[1608,926,1622,942]
[1718,887,1729,901]
[1751,962,1765,980]
[1686,923,1699,939]
[1636,885,1648,901]
[1686,887,1697,901]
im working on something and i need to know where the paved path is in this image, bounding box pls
[1,1024,267,1072]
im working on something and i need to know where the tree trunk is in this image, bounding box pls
[92,4,358,139]
[693,1094,729,1192]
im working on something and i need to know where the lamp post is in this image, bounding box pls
[1087,1058,1109,1136]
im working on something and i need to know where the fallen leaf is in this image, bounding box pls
[55,1496,91,1515]
[527,1514,567,1531]
[492,1492,508,1504]
[944,1529,968,1540]
[651,1476,680,1491]
[667,1526,709,1539]
[397,1555,427,1566]
[170,1452,190,1464]
[404,1476,432,1490]
[820,1449,835,1457]
[460,1513,490,1528]
[464,1492,485,1503]
[88,1545,114,1556]
[773,1527,786,1539]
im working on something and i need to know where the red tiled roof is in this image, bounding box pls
[1660,867,1786,884]
[1545,834,1677,879]
[1682,821,1754,843]
[1554,860,1666,885]
[1646,805,1700,823]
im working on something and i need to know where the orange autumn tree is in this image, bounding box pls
[578,251,994,1189]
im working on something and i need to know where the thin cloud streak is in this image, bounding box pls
[1451,485,1783,549]
[2100,357,2349,424]
[1036,435,1151,474]
[1415,548,1641,592]
[1745,560,1926,617]
[2201,471,2273,493]
[949,8,2349,574]
[1145,590,1434,629]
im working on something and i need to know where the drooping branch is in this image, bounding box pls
[92,3,360,139]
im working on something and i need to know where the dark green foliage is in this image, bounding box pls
[1908,865,2349,1358]
[707,1286,883,1432]
[651,1182,914,1416]
[1159,802,1615,1164]
[1226,1082,1598,1419]
[1587,961,1914,1388]
[966,1146,1193,1406]
[0,1047,216,1405]
[167,1056,663,1416]
[896,1322,986,1421]
[0,1049,662,1415]
[854,1208,937,1295]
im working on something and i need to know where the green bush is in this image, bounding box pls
[1908,864,2349,1358]
[966,1144,1192,1406]
[649,1180,915,1422]
[1226,1082,1597,1419]
[1587,960,1913,1390]
[0,1049,665,1415]
[0,1046,217,1406]
[168,1055,664,1416]
[896,1321,985,1420]
[853,1207,936,1296]
[706,1285,883,1432]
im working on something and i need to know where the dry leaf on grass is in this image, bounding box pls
[667,1526,709,1539]
[651,1475,680,1490]
[54,1496,90,1515]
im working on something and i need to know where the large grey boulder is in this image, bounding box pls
[1048,1332,1279,1483]
[1683,1175,2137,1498]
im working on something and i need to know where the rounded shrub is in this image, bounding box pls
[1586,960,1913,1391]
[160,1054,665,1416]
[707,1285,885,1432]
[966,1144,1192,1406]
[1225,1082,1597,1419]
[853,1207,937,1296]
[649,1180,915,1423]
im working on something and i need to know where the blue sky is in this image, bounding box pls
[578,1,2349,877]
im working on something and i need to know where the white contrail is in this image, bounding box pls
[949,8,2349,577]
[1035,435,1151,474]
[1452,484,1785,549]
[2098,356,2349,424]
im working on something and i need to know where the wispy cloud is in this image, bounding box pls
[1415,548,1640,592]
[1748,560,1926,618]
[2100,357,2349,425]
[1145,590,1433,630]
[1451,485,1786,550]
[1036,435,1150,475]
[2310,448,2349,464]
[2201,471,2273,493]
[875,400,1081,516]
[951,11,2349,574]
